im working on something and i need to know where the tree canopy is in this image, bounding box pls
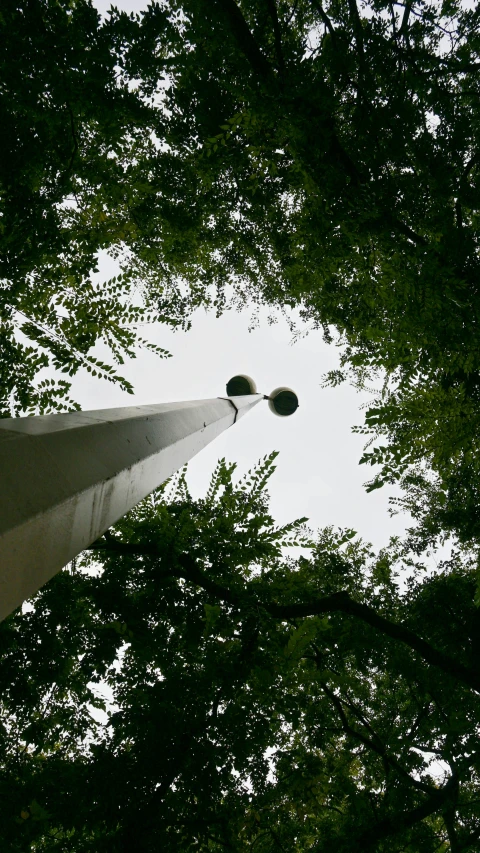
[2,0,480,541]
[0,0,172,415]
[2,456,480,851]
[3,5,480,848]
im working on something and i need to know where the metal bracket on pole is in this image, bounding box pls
[218,397,240,422]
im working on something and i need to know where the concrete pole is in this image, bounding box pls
[0,393,262,621]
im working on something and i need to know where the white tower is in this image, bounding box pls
[0,378,298,621]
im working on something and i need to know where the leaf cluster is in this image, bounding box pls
[2,455,480,851]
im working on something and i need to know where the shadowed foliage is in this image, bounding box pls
[1,456,480,851]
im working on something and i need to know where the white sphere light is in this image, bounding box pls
[268,386,299,417]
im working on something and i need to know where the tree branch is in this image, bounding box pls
[212,0,426,252]
[88,539,480,693]
[308,0,336,39]
[347,0,364,60]
[265,0,285,78]
[65,102,79,177]
[357,771,459,849]
[212,0,275,83]
[319,676,433,795]
[210,0,363,187]
[269,591,480,693]
[398,0,413,40]
[443,803,461,853]
[89,539,244,607]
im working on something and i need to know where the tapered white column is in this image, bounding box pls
[0,394,262,621]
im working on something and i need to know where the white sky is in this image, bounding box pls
[64,0,410,551]
[65,255,408,551]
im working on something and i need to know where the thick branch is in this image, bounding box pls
[347,0,364,59]
[207,0,428,250]
[358,772,459,848]
[270,592,480,693]
[212,0,275,83]
[319,677,432,794]
[398,0,413,39]
[210,0,362,184]
[386,213,428,246]
[444,804,461,853]
[88,540,480,693]
[265,0,285,77]
[308,0,336,39]
[89,540,243,607]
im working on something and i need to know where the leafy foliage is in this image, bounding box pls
[3,0,480,444]
[346,370,480,550]
[0,0,174,415]
[2,455,480,851]
[3,4,480,848]
[153,0,480,388]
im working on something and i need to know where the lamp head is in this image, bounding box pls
[267,386,299,417]
[226,375,257,396]
[225,376,299,417]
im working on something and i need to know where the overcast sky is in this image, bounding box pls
[64,253,408,552]
[61,0,411,552]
